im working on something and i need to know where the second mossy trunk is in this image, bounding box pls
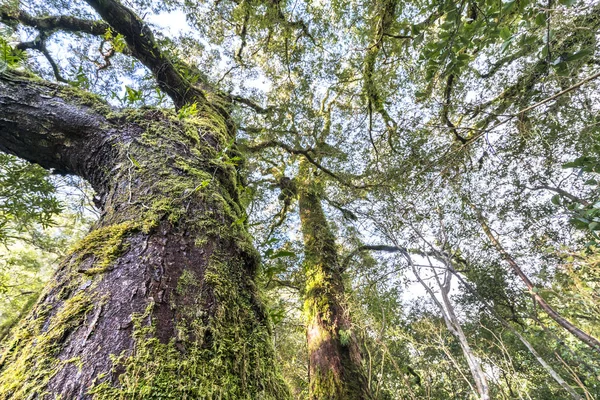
[298,160,372,400]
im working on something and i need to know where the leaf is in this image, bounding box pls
[128,155,141,169]
[177,102,199,119]
[499,26,512,40]
[124,86,143,104]
[535,13,547,27]
[415,90,427,100]
[571,217,590,229]
[269,250,296,259]
[501,38,513,52]
[551,194,560,205]
[502,0,516,12]
[564,48,592,62]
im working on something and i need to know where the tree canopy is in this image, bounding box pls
[1,0,600,398]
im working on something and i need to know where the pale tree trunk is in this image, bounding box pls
[443,256,585,400]
[297,160,372,399]
[409,255,490,400]
[0,71,289,399]
[406,213,586,399]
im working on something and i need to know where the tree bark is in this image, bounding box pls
[297,160,372,399]
[0,71,289,399]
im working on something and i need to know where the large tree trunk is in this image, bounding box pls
[0,71,289,399]
[297,160,372,400]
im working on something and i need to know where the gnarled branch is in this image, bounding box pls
[0,9,109,36]
[84,0,210,108]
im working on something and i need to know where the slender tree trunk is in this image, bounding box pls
[410,260,490,400]
[0,71,289,399]
[436,272,491,400]
[297,160,372,399]
[469,202,600,354]
[443,256,584,400]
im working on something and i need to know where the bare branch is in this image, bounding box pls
[16,33,67,82]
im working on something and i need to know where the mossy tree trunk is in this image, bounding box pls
[0,72,289,399]
[297,160,372,400]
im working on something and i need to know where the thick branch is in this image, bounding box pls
[341,245,404,271]
[83,0,209,108]
[0,70,118,188]
[0,9,109,36]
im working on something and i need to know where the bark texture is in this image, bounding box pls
[297,161,372,400]
[0,71,289,399]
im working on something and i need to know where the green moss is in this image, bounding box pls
[89,255,290,399]
[298,160,371,399]
[0,107,289,398]
[176,270,200,296]
[79,110,285,397]
[70,221,137,275]
[0,291,95,399]
[0,213,130,398]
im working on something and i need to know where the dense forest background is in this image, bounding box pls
[0,0,599,398]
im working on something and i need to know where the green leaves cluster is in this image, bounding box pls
[0,154,62,243]
[559,148,600,245]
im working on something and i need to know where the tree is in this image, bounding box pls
[0,0,290,397]
[297,159,371,399]
[2,0,600,397]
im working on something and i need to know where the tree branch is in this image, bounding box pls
[341,245,405,271]
[230,94,274,114]
[83,0,210,108]
[0,70,119,188]
[0,9,109,36]
[16,33,68,82]
[243,140,377,190]
[442,74,468,144]
[527,185,590,206]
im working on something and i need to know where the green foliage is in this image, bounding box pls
[123,85,143,105]
[0,154,62,243]
[561,147,600,246]
[103,27,127,53]
[177,102,199,119]
[2,0,600,397]
[0,37,23,71]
